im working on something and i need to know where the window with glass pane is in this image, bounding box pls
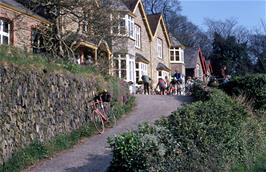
[136,63,139,69]
[175,50,180,61]
[114,59,119,69]
[157,38,163,58]
[3,21,9,33]
[32,29,46,53]
[170,51,175,61]
[121,60,126,69]
[0,19,10,45]
[120,19,126,35]
[135,25,141,48]
[126,15,134,38]
[121,70,127,79]
[3,36,8,44]
[136,71,139,81]
[158,71,162,77]
[114,70,119,77]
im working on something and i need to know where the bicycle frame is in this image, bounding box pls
[91,100,108,122]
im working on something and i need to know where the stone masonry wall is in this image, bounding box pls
[0,62,117,164]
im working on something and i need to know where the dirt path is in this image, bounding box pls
[23,95,192,172]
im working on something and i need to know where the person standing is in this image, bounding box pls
[141,75,151,95]
[156,78,166,95]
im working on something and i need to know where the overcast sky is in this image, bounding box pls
[179,0,266,30]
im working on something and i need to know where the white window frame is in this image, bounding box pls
[110,14,126,36]
[135,24,141,48]
[126,15,134,39]
[113,54,127,79]
[0,19,10,45]
[170,48,184,63]
[136,62,147,82]
[157,70,169,81]
[113,54,135,82]
[127,55,135,82]
[157,38,163,59]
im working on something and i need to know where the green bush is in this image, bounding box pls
[109,90,265,172]
[191,80,211,101]
[222,74,266,111]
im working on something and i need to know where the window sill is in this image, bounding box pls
[135,46,142,50]
[170,61,184,64]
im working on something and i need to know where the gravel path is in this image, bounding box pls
[23,95,192,172]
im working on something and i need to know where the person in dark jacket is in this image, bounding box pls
[141,75,151,95]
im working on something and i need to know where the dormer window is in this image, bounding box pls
[0,19,11,45]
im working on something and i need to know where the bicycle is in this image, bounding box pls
[89,97,116,134]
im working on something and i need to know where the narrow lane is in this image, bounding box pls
[23,95,192,172]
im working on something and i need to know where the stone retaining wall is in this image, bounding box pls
[0,62,125,164]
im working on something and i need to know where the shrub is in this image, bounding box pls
[191,80,211,101]
[222,74,266,111]
[109,89,265,172]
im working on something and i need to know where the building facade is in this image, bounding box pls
[111,0,178,89]
[185,48,211,82]
[0,0,49,51]
[0,0,186,90]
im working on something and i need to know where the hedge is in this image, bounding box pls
[108,89,265,172]
[222,74,266,111]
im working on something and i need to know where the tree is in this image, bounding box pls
[167,12,212,56]
[249,32,266,73]
[142,0,181,17]
[204,18,249,44]
[16,0,119,63]
[210,32,251,77]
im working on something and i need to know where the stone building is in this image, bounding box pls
[0,0,49,51]
[111,0,183,89]
[0,0,186,89]
[169,34,185,77]
[185,48,211,82]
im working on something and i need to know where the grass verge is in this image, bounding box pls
[0,96,136,172]
[0,45,97,74]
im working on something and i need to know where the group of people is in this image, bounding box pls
[140,70,184,96]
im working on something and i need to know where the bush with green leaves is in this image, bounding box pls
[222,74,266,111]
[191,80,211,101]
[109,89,265,172]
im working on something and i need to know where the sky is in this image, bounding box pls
[179,0,266,31]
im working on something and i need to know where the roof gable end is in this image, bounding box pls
[147,13,171,46]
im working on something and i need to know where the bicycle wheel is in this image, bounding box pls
[92,110,104,134]
[105,108,117,128]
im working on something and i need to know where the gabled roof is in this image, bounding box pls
[0,0,50,23]
[123,0,139,12]
[185,48,210,75]
[147,13,171,46]
[147,14,161,35]
[122,0,153,39]
[184,48,198,69]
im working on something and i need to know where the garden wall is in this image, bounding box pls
[0,62,127,165]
